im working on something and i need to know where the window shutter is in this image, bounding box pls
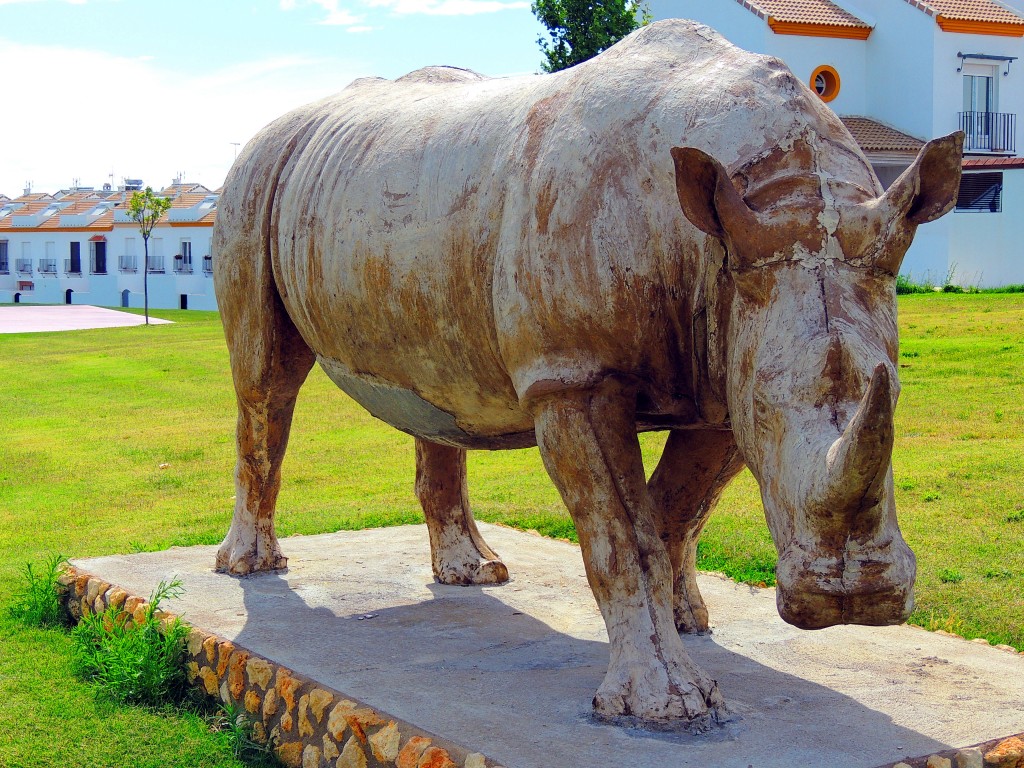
[956,172,1003,212]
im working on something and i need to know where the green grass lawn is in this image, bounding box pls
[0,295,1022,766]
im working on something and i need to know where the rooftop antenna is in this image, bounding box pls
[231,142,241,160]
[24,180,32,195]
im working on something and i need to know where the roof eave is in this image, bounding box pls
[936,16,1024,35]
[768,18,873,38]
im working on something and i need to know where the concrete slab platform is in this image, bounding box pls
[74,524,1024,768]
[0,305,172,333]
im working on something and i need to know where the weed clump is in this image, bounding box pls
[209,702,274,765]
[71,579,190,706]
[8,553,69,628]
[938,568,965,584]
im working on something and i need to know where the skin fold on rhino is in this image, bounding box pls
[212,20,962,728]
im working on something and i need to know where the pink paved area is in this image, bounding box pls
[0,305,173,333]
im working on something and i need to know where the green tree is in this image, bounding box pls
[532,0,650,73]
[127,187,172,325]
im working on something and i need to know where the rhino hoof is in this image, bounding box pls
[435,557,509,586]
[592,659,726,727]
[674,599,712,635]
[215,539,288,576]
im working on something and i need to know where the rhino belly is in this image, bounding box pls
[317,356,537,450]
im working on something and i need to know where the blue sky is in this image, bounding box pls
[0,0,548,196]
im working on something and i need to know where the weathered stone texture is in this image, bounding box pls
[370,721,401,763]
[301,744,321,768]
[244,689,262,714]
[263,686,279,720]
[216,640,234,677]
[228,649,250,699]
[276,741,303,768]
[986,737,1024,768]
[338,736,369,768]
[309,688,333,722]
[955,747,984,768]
[246,657,274,690]
[397,736,434,768]
[59,565,499,768]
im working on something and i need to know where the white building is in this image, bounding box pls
[0,182,218,310]
[650,0,1024,286]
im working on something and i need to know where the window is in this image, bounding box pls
[148,237,165,272]
[0,241,8,273]
[125,237,136,256]
[964,73,995,114]
[90,240,107,274]
[69,242,82,274]
[175,239,193,273]
[810,65,840,103]
[956,172,1002,212]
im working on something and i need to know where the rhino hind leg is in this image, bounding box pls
[415,438,509,585]
[532,378,726,727]
[215,227,315,576]
[647,430,745,634]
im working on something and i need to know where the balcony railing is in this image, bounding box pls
[120,255,137,273]
[64,258,82,276]
[960,111,1016,153]
[202,255,213,275]
[147,256,165,273]
[16,259,32,275]
[173,255,193,274]
[39,259,57,275]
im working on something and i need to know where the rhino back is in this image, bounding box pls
[256,19,871,445]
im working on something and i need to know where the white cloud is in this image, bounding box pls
[279,0,365,27]
[368,0,530,14]
[0,39,366,196]
[280,0,527,28]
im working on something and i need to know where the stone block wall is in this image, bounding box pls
[59,566,503,768]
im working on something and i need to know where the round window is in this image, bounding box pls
[810,65,841,103]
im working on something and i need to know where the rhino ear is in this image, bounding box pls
[671,146,760,267]
[882,132,963,226]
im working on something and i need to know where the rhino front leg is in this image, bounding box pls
[532,378,726,727]
[415,439,509,585]
[647,430,745,634]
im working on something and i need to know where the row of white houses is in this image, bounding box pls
[0,182,218,310]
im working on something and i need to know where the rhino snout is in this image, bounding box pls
[774,536,916,630]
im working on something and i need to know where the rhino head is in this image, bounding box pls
[671,132,963,629]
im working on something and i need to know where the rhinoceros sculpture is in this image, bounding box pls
[213,20,961,728]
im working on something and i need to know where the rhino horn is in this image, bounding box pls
[815,363,895,513]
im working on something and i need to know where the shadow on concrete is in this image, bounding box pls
[229,570,947,768]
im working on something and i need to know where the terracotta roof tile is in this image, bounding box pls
[962,156,1024,168]
[841,117,926,153]
[739,0,871,27]
[171,192,210,209]
[914,0,1024,23]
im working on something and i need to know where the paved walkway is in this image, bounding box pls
[0,305,172,333]
[76,523,1024,768]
